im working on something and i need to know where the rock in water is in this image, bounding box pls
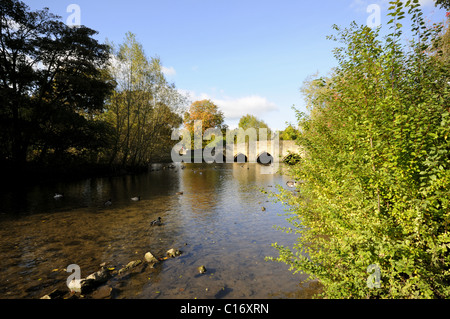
[166,248,182,258]
[85,267,111,283]
[144,252,159,266]
[118,260,144,275]
[125,260,142,269]
[198,265,207,274]
[92,285,112,299]
[67,278,82,293]
[66,264,113,295]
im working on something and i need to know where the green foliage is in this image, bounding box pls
[0,1,186,171]
[282,152,301,165]
[270,0,450,299]
[0,0,113,166]
[238,114,272,139]
[435,0,450,10]
[103,32,185,166]
[279,123,300,141]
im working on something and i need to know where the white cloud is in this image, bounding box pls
[161,66,176,77]
[178,89,210,103]
[418,0,436,7]
[215,96,279,120]
[179,90,279,124]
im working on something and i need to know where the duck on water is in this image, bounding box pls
[151,217,162,226]
[54,193,63,199]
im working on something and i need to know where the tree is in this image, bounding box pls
[429,18,450,66]
[0,0,113,167]
[184,99,225,134]
[103,32,185,167]
[238,114,272,140]
[279,124,299,141]
[270,0,450,298]
[435,0,450,10]
[183,99,225,149]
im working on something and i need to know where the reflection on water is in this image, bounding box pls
[0,163,321,299]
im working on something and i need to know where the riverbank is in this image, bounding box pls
[0,160,156,190]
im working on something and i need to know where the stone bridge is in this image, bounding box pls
[176,140,303,164]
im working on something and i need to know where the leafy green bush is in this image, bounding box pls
[270,0,450,298]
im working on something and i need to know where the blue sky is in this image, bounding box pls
[25,0,446,130]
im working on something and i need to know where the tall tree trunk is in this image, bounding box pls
[11,98,27,168]
[121,90,131,167]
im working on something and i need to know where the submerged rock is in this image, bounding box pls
[197,265,207,274]
[118,260,144,275]
[92,285,113,299]
[166,248,182,258]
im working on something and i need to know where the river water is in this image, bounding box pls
[0,163,321,299]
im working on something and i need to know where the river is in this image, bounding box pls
[0,162,321,299]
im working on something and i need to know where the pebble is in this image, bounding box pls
[166,248,182,258]
[198,265,207,274]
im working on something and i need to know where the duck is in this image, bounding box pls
[150,217,162,226]
[176,191,183,195]
[131,196,140,201]
[54,193,64,199]
[286,181,298,188]
[104,199,112,206]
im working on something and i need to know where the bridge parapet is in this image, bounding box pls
[179,140,302,163]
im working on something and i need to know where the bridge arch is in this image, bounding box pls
[282,152,301,165]
[256,151,273,165]
[234,153,248,163]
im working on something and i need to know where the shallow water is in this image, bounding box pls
[0,163,321,299]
